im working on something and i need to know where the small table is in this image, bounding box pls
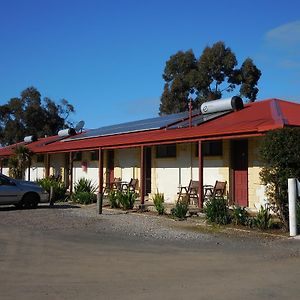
[203,185,214,198]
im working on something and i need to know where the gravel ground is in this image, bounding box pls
[0,203,212,241]
[0,202,299,253]
[1,201,300,300]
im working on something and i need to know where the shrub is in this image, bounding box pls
[259,127,300,229]
[72,178,97,205]
[118,190,136,210]
[297,201,300,227]
[152,192,165,215]
[72,191,96,205]
[204,196,231,225]
[171,199,188,220]
[37,177,67,202]
[74,178,97,194]
[253,205,273,230]
[231,205,249,226]
[108,190,120,208]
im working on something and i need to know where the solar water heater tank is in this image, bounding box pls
[200,96,244,115]
[23,135,37,143]
[58,128,76,137]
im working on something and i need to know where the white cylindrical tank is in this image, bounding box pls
[24,135,37,143]
[200,96,243,115]
[58,128,76,137]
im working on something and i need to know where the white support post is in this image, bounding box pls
[288,178,297,237]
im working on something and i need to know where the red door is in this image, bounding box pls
[231,140,248,206]
[106,150,114,185]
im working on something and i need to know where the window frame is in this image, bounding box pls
[156,144,177,159]
[90,150,99,161]
[73,152,82,162]
[196,140,223,157]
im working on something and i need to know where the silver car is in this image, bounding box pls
[0,173,49,208]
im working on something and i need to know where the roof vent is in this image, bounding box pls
[200,96,244,115]
[24,135,37,143]
[58,128,76,137]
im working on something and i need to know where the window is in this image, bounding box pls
[36,154,44,163]
[73,152,82,161]
[196,141,223,156]
[2,158,8,167]
[156,144,176,158]
[90,150,99,161]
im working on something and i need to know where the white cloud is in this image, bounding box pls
[265,20,300,46]
[262,21,300,70]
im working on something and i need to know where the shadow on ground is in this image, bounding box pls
[0,203,80,212]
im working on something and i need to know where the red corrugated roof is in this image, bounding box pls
[1,98,300,156]
[0,135,69,157]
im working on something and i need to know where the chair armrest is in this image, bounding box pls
[203,185,213,188]
[177,186,189,194]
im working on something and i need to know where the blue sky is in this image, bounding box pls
[1,0,300,129]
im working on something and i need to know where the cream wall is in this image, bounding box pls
[28,156,45,181]
[152,145,181,203]
[1,167,9,176]
[248,137,267,209]
[72,151,99,188]
[152,142,229,203]
[50,153,66,178]
[114,148,140,183]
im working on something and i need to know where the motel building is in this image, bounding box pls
[1,97,300,210]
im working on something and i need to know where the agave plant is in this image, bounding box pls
[74,178,98,194]
[72,178,98,205]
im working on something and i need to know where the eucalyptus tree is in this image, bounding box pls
[160,41,261,114]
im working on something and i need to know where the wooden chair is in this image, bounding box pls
[122,178,138,193]
[108,177,122,192]
[177,180,199,205]
[203,180,227,199]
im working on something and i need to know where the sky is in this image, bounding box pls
[0,0,300,129]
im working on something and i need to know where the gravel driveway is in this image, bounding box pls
[1,203,300,300]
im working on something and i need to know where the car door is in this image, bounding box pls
[0,175,21,204]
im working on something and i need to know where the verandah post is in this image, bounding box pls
[140,145,145,208]
[198,140,203,208]
[69,152,73,194]
[45,153,50,178]
[97,147,103,214]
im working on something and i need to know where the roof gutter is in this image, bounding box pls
[33,131,264,154]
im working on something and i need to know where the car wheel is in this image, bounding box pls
[14,202,23,209]
[22,193,39,209]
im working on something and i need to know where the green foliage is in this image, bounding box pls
[171,199,189,220]
[108,190,120,209]
[0,86,75,146]
[204,196,231,225]
[72,178,97,205]
[259,127,300,229]
[296,202,300,227]
[72,191,96,205]
[252,205,273,230]
[160,41,261,114]
[118,190,136,210]
[36,177,67,202]
[230,205,249,226]
[152,192,165,215]
[74,178,97,194]
[8,145,32,179]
